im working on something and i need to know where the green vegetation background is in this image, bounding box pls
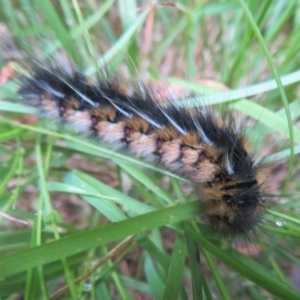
[0,0,300,299]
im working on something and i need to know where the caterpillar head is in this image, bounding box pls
[200,175,266,237]
[198,133,267,238]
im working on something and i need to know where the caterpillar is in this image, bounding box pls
[18,64,266,238]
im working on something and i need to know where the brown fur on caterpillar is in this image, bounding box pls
[19,65,266,238]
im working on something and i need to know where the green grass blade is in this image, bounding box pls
[0,201,199,278]
[187,225,300,300]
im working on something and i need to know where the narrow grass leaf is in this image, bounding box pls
[0,101,36,114]
[187,225,300,300]
[117,161,173,205]
[230,100,300,143]
[33,0,77,61]
[163,234,186,300]
[0,202,198,277]
[86,9,149,74]
[65,171,154,214]
[64,171,126,221]
[202,249,230,300]
[144,254,165,299]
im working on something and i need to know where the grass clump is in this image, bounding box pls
[0,1,300,299]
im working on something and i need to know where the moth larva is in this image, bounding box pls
[19,65,266,238]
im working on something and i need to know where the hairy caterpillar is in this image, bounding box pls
[18,64,266,238]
